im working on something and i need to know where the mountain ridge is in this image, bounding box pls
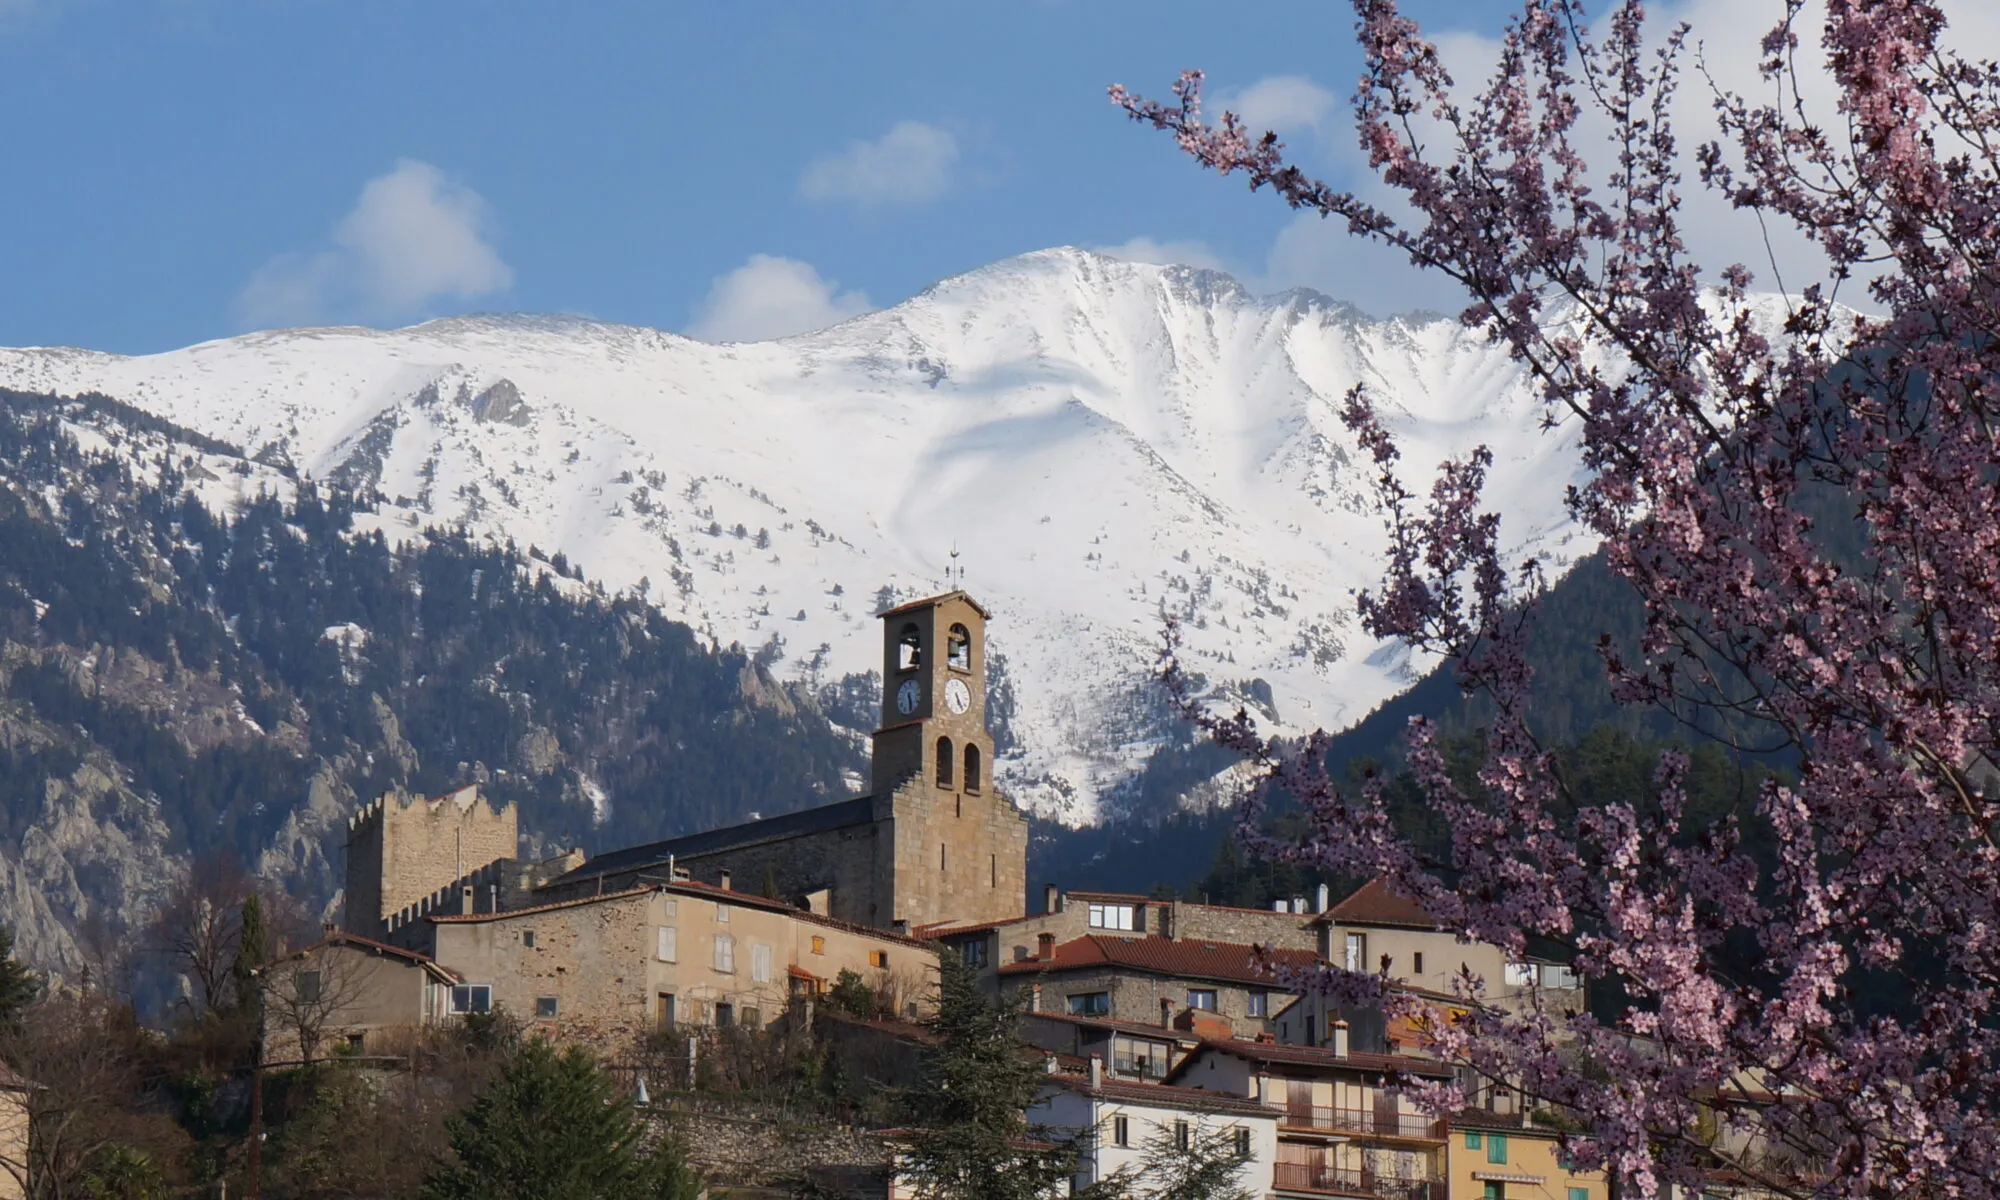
[0,247,1614,824]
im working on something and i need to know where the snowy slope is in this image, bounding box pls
[0,248,1611,824]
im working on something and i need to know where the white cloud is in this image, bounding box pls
[1092,237,1228,272]
[799,121,958,207]
[1222,75,1337,138]
[238,159,512,328]
[686,254,872,343]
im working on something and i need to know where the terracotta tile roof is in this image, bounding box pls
[877,589,991,619]
[1021,1011,1195,1041]
[914,913,1038,938]
[1063,890,1153,903]
[996,934,1319,986]
[1041,1072,1281,1118]
[1318,878,1441,930]
[1172,1038,1456,1080]
[279,931,462,982]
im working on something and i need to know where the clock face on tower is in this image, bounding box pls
[896,678,922,716]
[944,677,971,715]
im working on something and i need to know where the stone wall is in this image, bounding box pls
[1165,901,1317,951]
[345,786,518,937]
[1006,966,1287,1038]
[653,1097,889,1190]
[886,777,1027,933]
[670,816,889,929]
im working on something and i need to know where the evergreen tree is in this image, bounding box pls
[896,955,1099,1200]
[1116,1117,1255,1200]
[422,1038,698,1200]
[0,927,38,1033]
[230,892,268,1017]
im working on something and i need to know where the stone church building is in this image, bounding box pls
[343,589,1029,942]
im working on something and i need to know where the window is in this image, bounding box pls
[715,1002,734,1028]
[1413,951,1424,975]
[1067,992,1110,1017]
[657,926,678,962]
[1088,903,1136,931]
[1112,1116,1129,1147]
[1542,964,1579,989]
[345,1032,365,1051]
[1247,991,1268,1018]
[1175,1121,1190,1151]
[990,854,997,888]
[1234,1127,1252,1159]
[742,1007,762,1030]
[1504,962,1536,987]
[1344,932,1367,972]
[714,934,736,973]
[1487,1133,1509,1164]
[940,843,947,871]
[947,623,971,670]
[937,736,955,786]
[657,993,676,1028]
[1568,1190,1589,1200]
[716,904,730,924]
[751,942,774,984]
[962,940,989,969]
[1187,989,1217,1011]
[1464,1131,1483,1150]
[522,930,536,949]
[662,897,678,917]
[1483,1185,1503,1200]
[869,950,889,969]
[964,744,981,792]
[811,935,826,956]
[450,985,492,1014]
[295,971,322,1003]
[1304,1015,1315,1046]
[897,623,923,671]
[535,996,559,1019]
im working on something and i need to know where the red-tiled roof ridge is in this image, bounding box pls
[997,934,1319,985]
[1040,1072,1281,1117]
[429,885,660,923]
[1021,1010,1198,1040]
[914,913,1037,938]
[276,931,462,982]
[1322,878,1441,930]
[1170,1037,1456,1080]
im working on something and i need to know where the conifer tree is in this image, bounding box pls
[422,1037,698,1200]
[0,927,38,1034]
[896,955,1097,1200]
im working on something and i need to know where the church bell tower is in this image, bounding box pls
[871,590,995,797]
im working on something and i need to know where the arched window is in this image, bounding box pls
[897,623,923,671]
[936,736,954,787]
[946,623,972,671]
[964,744,982,793]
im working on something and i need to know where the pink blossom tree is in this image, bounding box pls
[1116,2,2000,1196]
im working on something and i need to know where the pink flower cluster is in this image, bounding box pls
[1120,2,2000,1196]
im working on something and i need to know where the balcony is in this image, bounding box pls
[1280,1106,1447,1141]
[1272,1161,1445,1200]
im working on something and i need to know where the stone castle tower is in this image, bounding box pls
[343,785,519,939]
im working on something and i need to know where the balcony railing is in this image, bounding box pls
[1280,1106,1447,1140]
[1272,1161,1445,1200]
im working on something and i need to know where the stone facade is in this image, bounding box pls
[343,785,519,938]
[414,880,936,1055]
[259,934,456,1065]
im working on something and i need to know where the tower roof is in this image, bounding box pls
[876,589,992,620]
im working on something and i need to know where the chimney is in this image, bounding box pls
[1046,884,1062,914]
[1291,896,1306,914]
[1031,983,1043,1012]
[461,885,475,912]
[719,869,732,891]
[1037,932,1056,960]
[1332,1019,1350,1058]
[1315,883,1330,913]
[1159,997,1173,1028]
[1272,900,1288,913]
[1044,1053,1059,1074]
[1089,1055,1104,1090]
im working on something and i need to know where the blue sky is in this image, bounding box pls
[0,0,1820,353]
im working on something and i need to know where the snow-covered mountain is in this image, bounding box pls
[0,248,1604,824]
